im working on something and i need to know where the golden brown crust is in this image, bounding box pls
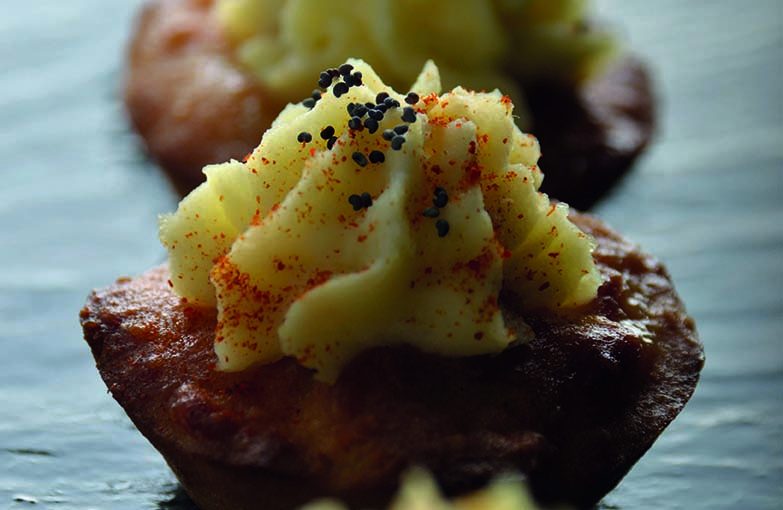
[80,213,702,509]
[123,0,656,202]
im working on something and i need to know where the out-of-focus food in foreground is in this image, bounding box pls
[302,468,542,510]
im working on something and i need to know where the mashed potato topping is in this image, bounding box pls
[216,0,616,123]
[160,60,600,382]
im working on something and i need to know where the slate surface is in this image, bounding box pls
[0,1,781,508]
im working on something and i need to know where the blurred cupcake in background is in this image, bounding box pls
[125,0,654,206]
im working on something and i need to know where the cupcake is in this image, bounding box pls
[124,0,654,206]
[84,60,699,509]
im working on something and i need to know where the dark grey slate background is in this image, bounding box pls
[0,1,780,508]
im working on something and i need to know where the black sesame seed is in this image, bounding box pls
[376,92,390,104]
[352,151,368,167]
[360,192,373,208]
[348,71,363,87]
[348,194,364,211]
[353,104,368,117]
[297,131,312,143]
[339,63,354,76]
[375,103,389,113]
[368,109,384,121]
[311,89,322,101]
[364,118,379,134]
[302,97,316,108]
[333,82,350,98]
[347,102,356,115]
[391,135,406,151]
[369,150,385,164]
[382,129,396,141]
[384,97,400,108]
[423,207,440,218]
[393,124,409,135]
[436,219,450,237]
[348,116,363,131]
[327,68,340,77]
[433,187,448,208]
[327,136,338,150]
[401,107,417,123]
[318,72,332,89]
[405,92,420,105]
[320,126,335,140]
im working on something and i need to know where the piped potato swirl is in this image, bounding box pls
[160,60,600,381]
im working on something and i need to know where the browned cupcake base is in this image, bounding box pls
[528,57,656,209]
[124,0,656,203]
[80,213,701,509]
[124,0,281,195]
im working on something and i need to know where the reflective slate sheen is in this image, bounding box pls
[0,1,781,509]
